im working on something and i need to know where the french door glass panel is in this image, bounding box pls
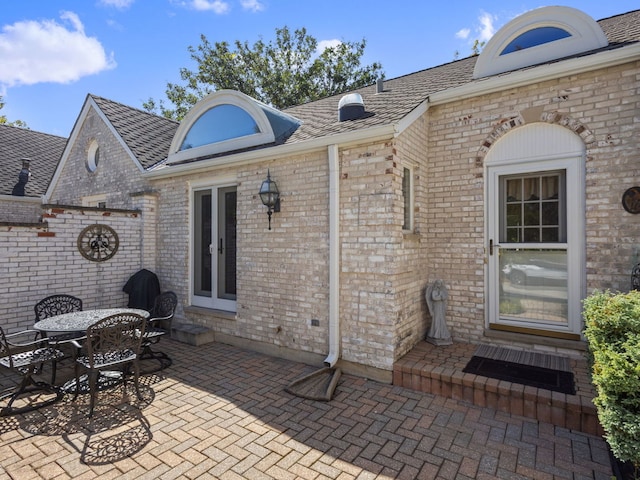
[192,186,237,311]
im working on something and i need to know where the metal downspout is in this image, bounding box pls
[324,144,340,367]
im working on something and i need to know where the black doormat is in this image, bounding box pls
[463,356,576,394]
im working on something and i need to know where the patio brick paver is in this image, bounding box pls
[1,339,612,479]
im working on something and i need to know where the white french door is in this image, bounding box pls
[192,185,237,312]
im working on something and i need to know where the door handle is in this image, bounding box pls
[489,239,500,255]
[218,238,224,254]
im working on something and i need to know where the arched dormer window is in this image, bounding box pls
[500,26,571,55]
[167,90,301,164]
[473,6,608,79]
[180,104,260,151]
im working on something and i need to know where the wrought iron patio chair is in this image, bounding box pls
[140,291,177,371]
[0,327,64,416]
[72,312,146,417]
[35,294,83,321]
[34,294,85,346]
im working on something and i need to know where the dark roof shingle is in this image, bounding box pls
[90,95,179,169]
[0,124,67,197]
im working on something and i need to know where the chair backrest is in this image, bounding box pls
[150,291,178,321]
[0,327,11,360]
[84,313,146,367]
[34,294,83,321]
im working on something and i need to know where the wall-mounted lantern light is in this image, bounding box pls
[259,169,280,230]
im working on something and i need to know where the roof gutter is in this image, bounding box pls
[144,123,398,179]
[430,42,640,105]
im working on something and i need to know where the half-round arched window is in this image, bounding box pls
[167,90,301,165]
[500,26,571,55]
[474,6,608,79]
[180,104,260,151]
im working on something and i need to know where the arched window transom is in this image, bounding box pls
[500,27,571,55]
[180,104,261,151]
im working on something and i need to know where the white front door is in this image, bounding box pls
[486,124,585,339]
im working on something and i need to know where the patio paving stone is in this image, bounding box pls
[0,338,613,479]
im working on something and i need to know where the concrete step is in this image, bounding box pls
[171,322,215,346]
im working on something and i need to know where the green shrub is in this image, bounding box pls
[583,290,640,467]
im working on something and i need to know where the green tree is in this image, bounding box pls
[453,39,486,60]
[0,96,28,128]
[144,26,384,120]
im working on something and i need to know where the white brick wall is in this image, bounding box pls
[0,205,145,333]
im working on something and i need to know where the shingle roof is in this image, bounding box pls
[6,9,638,193]
[90,95,179,170]
[0,124,67,197]
[282,9,640,145]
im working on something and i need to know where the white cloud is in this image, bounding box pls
[477,11,497,43]
[99,0,135,8]
[317,39,341,53]
[241,0,265,12]
[0,11,116,87]
[456,28,470,40]
[190,0,230,13]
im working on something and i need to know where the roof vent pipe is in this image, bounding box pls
[376,78,384,93]
[11,159,31,196]
[338,93,365,121]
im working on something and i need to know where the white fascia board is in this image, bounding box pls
[430,43,640,105]
[88,97,146,173]
[144,122,398,179]
[396,99,429,135]
[44,96,145,202]
[44,100,90,202]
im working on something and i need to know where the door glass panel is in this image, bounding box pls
[499,249,568,324]
[218,188,237,300]
[194,190,212,297]
[501,172,564,244]
[497,171,568,327]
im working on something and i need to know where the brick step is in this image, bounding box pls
[393,341,603,436]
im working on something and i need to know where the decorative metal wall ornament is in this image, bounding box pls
[632,264,640,291]
[622,186,640,214]
[77,224,119,262]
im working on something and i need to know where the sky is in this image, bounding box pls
[1,0,638,137]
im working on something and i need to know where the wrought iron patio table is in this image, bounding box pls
[33,308,150,334]
[33,308,150,393]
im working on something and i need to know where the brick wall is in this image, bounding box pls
[0,196,43,223]
[0,205,144,333]
[420,60,640,344]
[50,108,151,209]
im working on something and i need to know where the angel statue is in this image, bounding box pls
[425,279,452,345]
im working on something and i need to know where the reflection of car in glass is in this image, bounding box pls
[502,260,567,286]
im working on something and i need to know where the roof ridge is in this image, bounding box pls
[89,93,180,125]
[596,8,640,23]
[0,122,67,140]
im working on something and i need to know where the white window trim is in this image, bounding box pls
[86,140,100,173]
[168,90,275,165]
[473,6,608,79]
[82,193,107,208]
[402,165,414,232]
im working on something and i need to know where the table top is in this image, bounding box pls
[34,308,150,333]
